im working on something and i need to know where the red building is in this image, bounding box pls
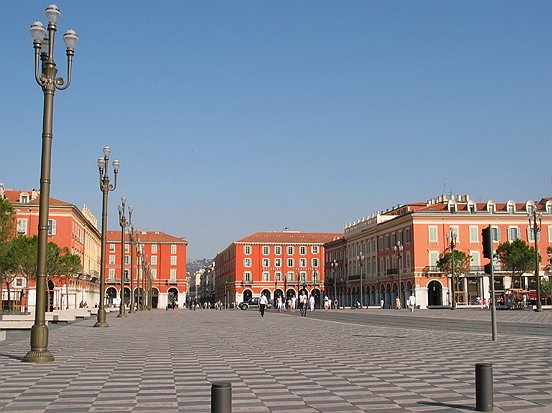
[213,231,341,306]
[105,230,187,309]
[1,186,101,311]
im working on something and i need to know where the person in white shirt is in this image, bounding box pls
[408,294,416,312]
[259,294,269,317]
[299,292,308,317]
[309,294,316,312]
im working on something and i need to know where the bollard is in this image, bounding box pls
[211,381,232,413]
[475,363,493,412]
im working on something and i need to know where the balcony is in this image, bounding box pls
[242,280,252,286]
[166,278,178,285]
[386,268,398,276]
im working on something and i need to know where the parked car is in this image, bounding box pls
[239,297,272,310]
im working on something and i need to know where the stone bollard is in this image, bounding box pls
[211,381,232,413]
[475,363,493,412]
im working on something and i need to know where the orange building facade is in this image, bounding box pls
[105,230,188,309]
[327,195,552,309]
[213,231,341,306]
[2,187,102,311]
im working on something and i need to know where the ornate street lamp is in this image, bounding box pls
[331,260,338,308]
[357,253,364,308]
[24,4,78,363]
[448,230,457,310]
[393,242,403,309]
[528,209,542,312]
[94,146,119,327]
[118,197,130,317]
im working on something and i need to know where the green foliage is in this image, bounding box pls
[496,239,536,276]
[0,198,15,245]
[541,278,552,298]
[437,249,471,275]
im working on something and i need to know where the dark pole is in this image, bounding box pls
[118,197,128,317]
[25,5,78,363]
[450,231,457,310]
[94,147,118,327]
[128,220,134,313]
[529,211,542,312]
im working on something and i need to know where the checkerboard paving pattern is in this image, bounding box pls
[1,309,550,412]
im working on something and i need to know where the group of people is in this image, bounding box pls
[271,292,325,316]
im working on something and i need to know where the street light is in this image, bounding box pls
[128,218,135,313]
[448,230,457,310]
[528,209,542,312]
[24,4,78,363]
[94,146,119,327]
[117,197,130,317]
[357,253,364,308]
[331,260,338,308]
[393,242,403,309]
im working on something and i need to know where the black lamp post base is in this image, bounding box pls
[23,349,54,363]
[94,309,109,327]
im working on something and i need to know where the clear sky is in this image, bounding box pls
[1,1,551,261]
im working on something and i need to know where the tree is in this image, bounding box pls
[541,278,551,300]
[496,239,536,289]
[437,249,471,276]
[0,198,16,311]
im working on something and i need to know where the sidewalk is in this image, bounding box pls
[1,309,550,412]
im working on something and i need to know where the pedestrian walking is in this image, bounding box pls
[259,294,268,317]
[299,291,308,317]
[395,296,401,310]
[309,294,316,312]
[380,298,384,309]
[408,294,416,312]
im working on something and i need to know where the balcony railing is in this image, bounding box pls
[242,280,252,286]
[386,268,398,276]
[166,278,178,285]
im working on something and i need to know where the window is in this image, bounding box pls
[244,245,252,255]
[287,272,294,282]
[299,258,307,267]
[470,251,480,267]
[449,201,457,213]
[108,268,115,280]
[109,243,116,252]
[312,258,319,267]
[547,203,552,214]
[14,278,24,287]
[47,219,56,236]
[312,246,319,254]
[450,226,459,243]
[124,244,129,253]
[109,255,115,265]
[151,256,158,265]
[487,202,496,214]
[507,202,515,214]
[274,258,282,267]
[428,251,440,267]
[527,227,540,242]
[244,272,252,282]
[299,246,306,255]
[244,258,252,267]
[275,272,282,282]
[20,195,29,203]
[170,269,177,280]
[548,226,552,243]
[287,258,294,267]
[491,227,501,242]
[151,245,158,253]
[469,226,479,243]
[287,246,294,255]
[262,246,270,255]
[384,234,390,249]
[151,269,157,279]
[262,272,270,281]
[124,270,129,281]
[170,256,177,265]
[262,258,270,267]
[171,244,177,254]
[405,253,411,271]
[299,272,306,283]
[274,246,282,255]
[405,228,411,244]
[508,227,520,241]
[468,202,476,214]
[428,226,438,243]
[124,255,130,265]
[16,219,28,235]
[378,236,383,251]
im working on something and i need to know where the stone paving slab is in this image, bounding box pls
[0,308,550,412]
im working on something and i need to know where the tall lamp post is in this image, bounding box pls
[117,197,130,317]
[94,147,119,327]
[448,230,457,310]
[25,4,78,363]
[331,260,338,307]
[357,253,364,308]
[393,242,403,309]
[528,210,542,312]
[128,222,135,313]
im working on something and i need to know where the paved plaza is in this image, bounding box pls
[0,308,551,412]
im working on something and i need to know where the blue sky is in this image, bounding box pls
[1,1,551,260]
